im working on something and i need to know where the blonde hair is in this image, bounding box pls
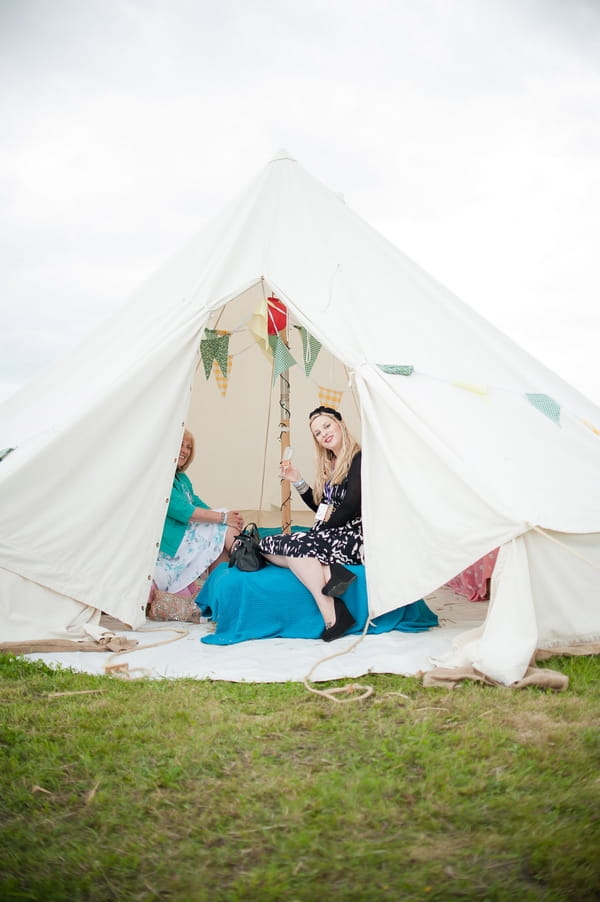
[177,429,195,472]
[309,413,360,503]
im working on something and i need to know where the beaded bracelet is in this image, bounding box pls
[293,479,308,491]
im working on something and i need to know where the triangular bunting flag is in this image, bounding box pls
[377,364,414,376]
[200,330,230,380]
[213,355,233,397]
[452,380,489,396]
[525,393,561,425]
[249,297,271,359]
[295,325,322,377]
[318,386,343,409]
[583,420,600,437]
[270,334,297,385]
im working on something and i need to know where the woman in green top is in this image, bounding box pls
[154,429,244,594]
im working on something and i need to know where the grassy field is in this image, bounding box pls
[1,652,599,902]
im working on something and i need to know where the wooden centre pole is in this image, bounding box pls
[279,329,292,534]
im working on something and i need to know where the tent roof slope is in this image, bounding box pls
[123,152,600,531]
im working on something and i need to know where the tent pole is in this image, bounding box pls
[279,331,292,535]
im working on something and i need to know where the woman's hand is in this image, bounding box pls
[190,508,244,531]
[280,460,301,483]
[224,510,244,532]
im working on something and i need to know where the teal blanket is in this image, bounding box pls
[200,563,438,646]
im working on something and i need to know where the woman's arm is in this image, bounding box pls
[324,451,362,529]
[190,507,244,530]
[166,474,207,524]
[169,474,243,530]
[280,460,318,512]
[297,485,318,513]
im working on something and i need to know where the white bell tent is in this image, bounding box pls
[2,150,600,685]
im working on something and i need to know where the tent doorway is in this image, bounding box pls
[184,280,361,528]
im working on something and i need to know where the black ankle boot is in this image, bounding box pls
[322,563,357,598]
[320,597,356,642]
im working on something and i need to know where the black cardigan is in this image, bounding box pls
[299,451,361,529]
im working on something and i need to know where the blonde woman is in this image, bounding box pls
[259,406,362,641]
[154,429,244,596]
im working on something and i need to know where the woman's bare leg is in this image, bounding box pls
[209,527,239,572]
[263,553,334,626]
[223,526,239,554]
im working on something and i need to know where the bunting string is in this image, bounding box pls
[376,363,600,433]
[197,315,598,438]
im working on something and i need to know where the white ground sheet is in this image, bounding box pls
[23,588,486,683]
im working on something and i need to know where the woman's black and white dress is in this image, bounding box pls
[259,451,363,565]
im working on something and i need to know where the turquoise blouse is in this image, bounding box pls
[160,471,209,557]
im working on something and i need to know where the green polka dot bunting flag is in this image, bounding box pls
[269,333,297,385]
[525,393,561,425]
[377,364,415,376]
[200,330,230,380]
[295,325,322,377]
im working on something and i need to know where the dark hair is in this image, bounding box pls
[308,405,342,421]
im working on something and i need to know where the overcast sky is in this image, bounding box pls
[1,0,599,404]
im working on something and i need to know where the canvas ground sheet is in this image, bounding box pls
[19,588,483,683]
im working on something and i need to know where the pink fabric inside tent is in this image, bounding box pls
[447,548,499,601]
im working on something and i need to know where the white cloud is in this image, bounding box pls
[1,0,599,402]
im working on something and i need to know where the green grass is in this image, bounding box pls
[1,653,599,901]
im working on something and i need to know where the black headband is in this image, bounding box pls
[309,406,342,421]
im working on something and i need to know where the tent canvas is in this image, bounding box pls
[2,150,600,685]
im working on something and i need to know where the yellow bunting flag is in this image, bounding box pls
[583,420,600,437]
[452,380,489,396]
[213,355,233,397]
[318,387,343,409]
[249,297,271,359]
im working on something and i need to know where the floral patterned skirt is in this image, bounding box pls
[154,517,227,594]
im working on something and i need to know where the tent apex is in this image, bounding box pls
[270,148,296,162]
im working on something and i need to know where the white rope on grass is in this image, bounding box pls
[302,616,374,704]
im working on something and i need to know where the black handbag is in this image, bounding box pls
[229,523,267,572]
